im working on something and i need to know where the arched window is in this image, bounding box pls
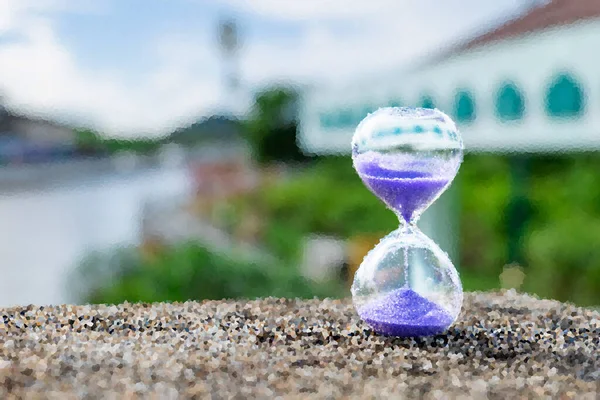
[420,95,435,109]
[337,109,354,127]
[496,82,525,121]
[545,73,584,118]
[319,113,334,128]
[454,90,476,123]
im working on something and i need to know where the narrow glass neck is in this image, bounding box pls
[398,214,419,233]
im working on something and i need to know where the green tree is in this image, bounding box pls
[245,86,312,164]
[74,129,107,154]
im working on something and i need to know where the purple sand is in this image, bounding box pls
[356,162,449,222]
[358,288,454,337]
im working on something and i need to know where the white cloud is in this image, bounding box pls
[220,0,525,24]
[219,0,409,21]
[0,0,104,33]
[237,0,526,87]
[0,0,228,136]
[0,0,527,136]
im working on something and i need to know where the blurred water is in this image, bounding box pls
[0,161,194,307]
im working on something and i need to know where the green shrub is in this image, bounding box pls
[79,153,600,306]
[457,154,511,275]
[248,154,600,306]
[77,242,345,305]
[458,153,600,306]
[523,153,600,306]
[257,157,397,238]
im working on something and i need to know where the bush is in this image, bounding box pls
[457,154,511,275]
[227,156,396,267]
[242,153,600,306]
[523,153,600,306]
[257,156,397,238]
[76,242,345,305]
[458,153,600,306]
[78,153,600,306]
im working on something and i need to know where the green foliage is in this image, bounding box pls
[257,156,396,239]
[80,242,345,305]
[526,214,600,306]
[74,129,105,154]
[457,154,511,274]
[245,86,312,164]
[245,153,600,306]
[523,153,600,306]
[224,156,397,268]
[458,153,600,306]
[74,129,164,156]
[261,220,305,265]
[101,137,163,155]
[78,151,600,306]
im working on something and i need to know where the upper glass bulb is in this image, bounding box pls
[352,107,463,225]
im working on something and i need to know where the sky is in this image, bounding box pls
[0,0,532,137]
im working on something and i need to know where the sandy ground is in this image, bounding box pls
[0,290,598,399]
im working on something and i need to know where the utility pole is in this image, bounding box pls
[217,18,241,114]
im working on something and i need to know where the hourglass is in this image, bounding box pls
[351,107,463,337]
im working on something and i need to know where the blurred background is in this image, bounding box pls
[1,0,599,308]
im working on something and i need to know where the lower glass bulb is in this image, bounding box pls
[351,226,462,337]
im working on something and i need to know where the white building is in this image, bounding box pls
[297,0,600,262]
[299,0,600,155]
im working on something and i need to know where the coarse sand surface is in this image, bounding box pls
[0,290,598,399]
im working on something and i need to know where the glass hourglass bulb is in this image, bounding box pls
[351,107,464,337]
